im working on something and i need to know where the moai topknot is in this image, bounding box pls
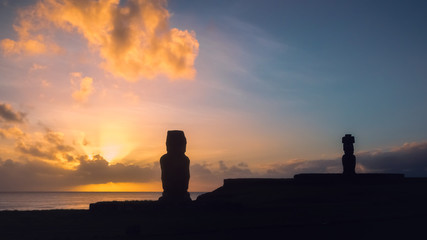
[342,134,356,175]
[159,130,191,202]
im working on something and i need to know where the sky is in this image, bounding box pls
[0,0,427,192]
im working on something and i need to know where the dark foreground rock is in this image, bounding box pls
[2,176,427,239]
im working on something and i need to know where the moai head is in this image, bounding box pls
[166,130,187,154]
[342,134,355,155]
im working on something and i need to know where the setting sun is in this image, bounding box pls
[100,144,122,162]
[81,121,137,162]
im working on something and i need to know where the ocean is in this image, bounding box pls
[0,192,205,211]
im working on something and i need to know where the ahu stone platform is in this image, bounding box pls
[293,173,405,184]
[90,173,427,213]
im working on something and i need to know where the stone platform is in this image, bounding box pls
[90,174,426,213]
[220,173,405,188]
[293,173,405,184]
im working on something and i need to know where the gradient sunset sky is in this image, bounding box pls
[1,0,427,192]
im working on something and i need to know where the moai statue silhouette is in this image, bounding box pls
[159,130,191,202]
[342,134,356,175]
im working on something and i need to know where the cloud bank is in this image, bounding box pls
[0,156,159,191]
[1,138,427,191]
[261,142,427,177]
[191,141,427,190]
[1,0,199,80]
[357,142,427,176]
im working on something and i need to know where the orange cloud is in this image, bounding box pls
[71,72,94,103]
[0,126,24,139]
[1,0,199,81]
[1,2,63,56]
[1,38,41,55]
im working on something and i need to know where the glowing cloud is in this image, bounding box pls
[0,126,24,139]
[1,0,199,81]
[71,72,94,103]
[1,36,50,55]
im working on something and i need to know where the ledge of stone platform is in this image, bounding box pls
[294,173,405,184]
[223,178,293,188]
[89,200,173,213]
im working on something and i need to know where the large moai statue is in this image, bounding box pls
[342,134,356,175]
[159,130,191,202]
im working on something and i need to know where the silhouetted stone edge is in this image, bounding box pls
[223,178,293,188]
[89,200,198,213]
[294,173,405,184]
[221,173,405,187]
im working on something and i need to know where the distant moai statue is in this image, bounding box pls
[159,130,191,202]
[342,134,356,175]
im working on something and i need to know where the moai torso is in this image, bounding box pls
[159,130,191,202]
[342,134,356,175]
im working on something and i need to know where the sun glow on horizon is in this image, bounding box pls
[100,144,122,162]
[71,182,162,192]
[81,121,138,162]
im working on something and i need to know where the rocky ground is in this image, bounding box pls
[1,176,427,239]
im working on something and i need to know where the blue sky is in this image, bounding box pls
[170,0,427,148]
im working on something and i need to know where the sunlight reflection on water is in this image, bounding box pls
[0,192,204,210]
